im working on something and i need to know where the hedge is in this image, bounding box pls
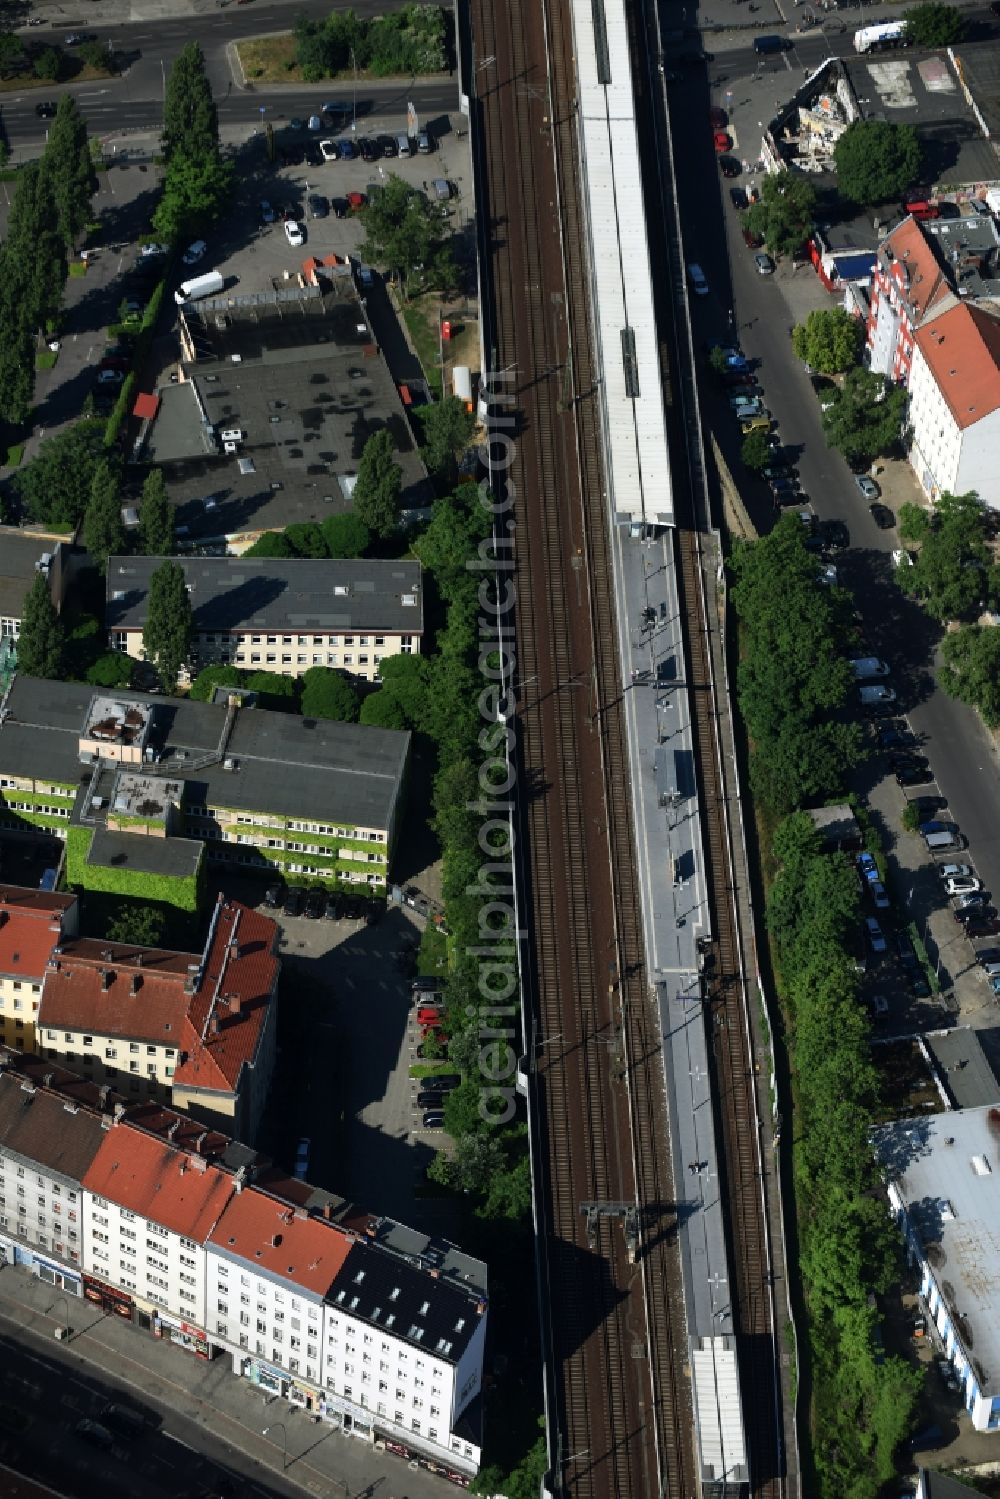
[103,275,170,448]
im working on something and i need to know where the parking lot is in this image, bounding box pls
[220,873,459,1235]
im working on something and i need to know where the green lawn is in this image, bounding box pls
[68,261,88,278]
[4,443,24,468]
[402,297,444,399]
[35,349,58,370]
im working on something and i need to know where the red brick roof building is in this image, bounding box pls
[0,885,78,1054]
[37,897,279,1143]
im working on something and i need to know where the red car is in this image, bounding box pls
[713,130,733,154]
[346,190,367,211]
[416,1007,441,1026]
[709,105,728,129]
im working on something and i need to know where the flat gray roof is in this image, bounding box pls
[952,38,1000,141]
[106,556,424,637]
[0,675,409,834]
[88,827,204,881]
[146,282,431,541]
[926,1028,1000,1111]
[875,1106,1000,1386]
[0,533,57,621]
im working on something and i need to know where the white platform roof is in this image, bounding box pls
[569,0,674,528]
[691,1335,749,1482]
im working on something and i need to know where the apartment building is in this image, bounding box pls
[0,887,78,1053]
[0,1049,487,1479]
[0,535,76,645]
[866,215,953,382]
[908,302,1000,506]
[37,896,280,1140]
[0,676,409,902]
[106,557,423,686]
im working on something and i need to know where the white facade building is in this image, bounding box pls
[909,303,1000,506]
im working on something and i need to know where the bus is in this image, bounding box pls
[854,20,908,52]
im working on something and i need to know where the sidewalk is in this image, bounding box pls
[0,1260,456,1499]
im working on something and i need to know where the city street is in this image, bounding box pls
[666,55,1000,910]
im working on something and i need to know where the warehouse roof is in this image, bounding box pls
[105,556,424,637]
[0,675,409,834]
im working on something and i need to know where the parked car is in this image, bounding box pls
[719,156,741,178]
[895,931,919,969]
[965,918,1000,938]
[304,889,325,919]
[139,242,169,259]
[182,240,207,265]
[821,519,850,551]
[284,219,305,248]
[956,905,998,926]
[956,891,991,911]
[74,1420,114,1450]
[308,193,328,218]
[319,139,339,161]
[417,1089,450,1109]
[894,759,934,788]
[855,475,880,501]
[920,820,958,837]
[892,548,914,569]
[259,199,276,224]
[857,852,879,882]
[99,1404,153,1441]
[709,105,728,129]
[412,976,444,994]
[417,1009,442,1029]
[331,197,349,218]
[323,894,342,920]
[346,191,367,211]
[870,502,896,530]
[713,130,733,153]
[729,186,748,210]
[860,684,896,707]
[939,863,975,883]
[754,252,776,275]
[865,917,888,954]
[869,994,889,1020]
[868,880,890,911]
[283,886,304,917]
[419,1074,461,1092]
[304,141,324,166]
[35,101,57,119]
[360,137,379,161]
[945,875,983,896]
[876,720,911,750]
[421,1111,445,1129]
[263,883,284,909]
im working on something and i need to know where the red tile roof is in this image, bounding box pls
[879,216,950,322]
[915,303,1000,431]
[209,1187,353,1295]
[82,1119,234,1238]
[0,888,75,981]
[38,898,278,1098]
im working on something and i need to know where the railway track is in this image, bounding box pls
[470,0,695,1490]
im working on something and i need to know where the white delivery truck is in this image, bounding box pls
[175,270,224,306]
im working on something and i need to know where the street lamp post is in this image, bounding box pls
[50,1291,71,1340]
[351,48,357,132]
[262,1422,288,1471]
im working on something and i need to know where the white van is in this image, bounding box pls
[396,133,411,157]
[174,270,224,305]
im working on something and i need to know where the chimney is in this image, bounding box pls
[99,1085,111,1108]
[113,1102,125,1123]
[271,1233,283,1248]
[322,1203,333,1220]
[476,1300,487,1316]
[135,954,144,968]
[167,1119,180,1140]
[211,1014,220,1035]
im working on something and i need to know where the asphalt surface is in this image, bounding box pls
[2,1,461,154]
[667,58,1000,906]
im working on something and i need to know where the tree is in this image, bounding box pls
[834,120,922,206]
[353,429,402,537]
[242,530,296,559]
[189,663,244,701]
[14,421,107,528]
[39,95,95,251]
[152,147,234,242]
[321,511,371,558]
[741,427,772,472]
[905,2,964,47]
[822,367,908,467]
[358,175,456,293]
[359,689,410,729]
[82,459,125,572]
[744,173,816,258]
[283,522,328,558]
[142,560,192,689]
[84,651,133,688]
[106,904,166,947]
[940,625,1000,726]
[162,43,219,165]
[138,470,174,555]
[417,397,477,486]
[791,308,862,374]
[243,671,298,710]
[33,48,61,82]
[0,34,24,80]
[901,491,995,621]
[299,666,360,722]
[376,654,433,730]
[17,571,63,679]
